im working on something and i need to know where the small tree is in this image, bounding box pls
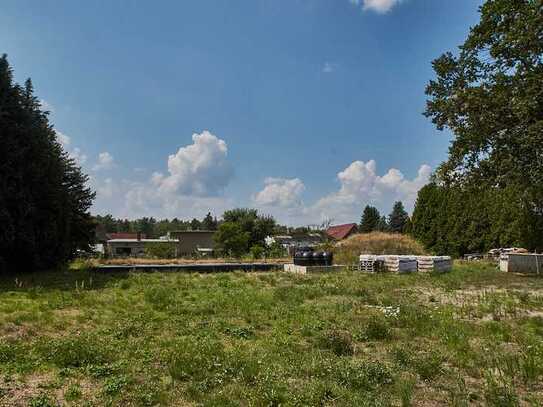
[214,222,249,258]
[360,206,380,233]
[376,216,389,232]
[201,212,218,230]
[190,218,201,231]
[389,201,409,233]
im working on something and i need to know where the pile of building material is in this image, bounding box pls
[359,255,386,273]
[416,256,452,273]
[383,256,418,273]
[500,253,543,274]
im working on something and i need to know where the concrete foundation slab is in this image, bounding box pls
[284,264,345,274]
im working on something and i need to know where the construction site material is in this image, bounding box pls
[383,256,418,273]
[359,255,386,273]
[284,264,345,274]
[417,256,452,273]
[499,253,543,274]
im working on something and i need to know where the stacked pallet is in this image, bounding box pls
[359,255,386,273]
[417,256,452,273]
[382,255,418,273]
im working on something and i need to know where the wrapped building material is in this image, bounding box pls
[382,255,418,273]
[416,256,452,273]
[359,255,386,273]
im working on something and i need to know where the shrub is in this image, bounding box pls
[318,330,355,356]
[363,316,392,341]
[45,335,109,368]
[144,286,174,310]
[333,232,427,265]
[339,360,394,390]
[414,352,444,381]
[250,245,265,259]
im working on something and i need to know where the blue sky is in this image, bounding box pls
[1,0,483,225]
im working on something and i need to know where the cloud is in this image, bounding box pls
[93,151,115,171]
[349,0,403,13]
[91,130,234,219]
[322,62,336,73]
[97,177,115,199]
[55,129,89,166]
[253,177,305,208]
[70,147,87,165]
[309,160,431,224]
[40,99,54,113]
[55,130,70,147]
[155,130,233,196]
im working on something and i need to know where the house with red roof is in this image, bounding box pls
[326,223,358,240]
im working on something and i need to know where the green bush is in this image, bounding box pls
[363,316,392,341]
[318,330,355,356]
[144,286,174,310]
[45,335,110,368]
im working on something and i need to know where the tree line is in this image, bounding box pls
[0,55,95,273]
[95,212,219,238]
[359,201,410,234]
[410,0,543,256]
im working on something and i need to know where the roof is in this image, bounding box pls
[326,223,357,240]
[105,232,146,240]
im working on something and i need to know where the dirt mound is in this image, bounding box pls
[333,232,427,265]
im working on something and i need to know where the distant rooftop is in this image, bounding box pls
[326,223,357,240]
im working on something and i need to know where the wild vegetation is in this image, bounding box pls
[333,232,427,265]
[1,263,543,405]
[413,0,543,254]
[0,55,95,273]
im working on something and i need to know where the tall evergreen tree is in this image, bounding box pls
[376,216,389,232]
[388,201,409,233]
[202,212,218,230]
[359,206,380,233]
[0,55,95,272]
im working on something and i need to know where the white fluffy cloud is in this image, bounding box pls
[55,130,70,147]
[93,152,115,171]
[55,130,88,165]
[40,99,54,113]
[253,177,305,208]
[350,0,403,13]
[70,147,87,165]
[91,130,234,219]
[311,160,431,223]
[154,130,233,196]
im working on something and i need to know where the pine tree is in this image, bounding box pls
[0,54,95,272]
[359,206,380,233]
[388,201,409,233]
[202,212,218,230]
[376,216,389,232]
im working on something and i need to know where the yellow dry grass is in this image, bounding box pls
[333,232,427,265]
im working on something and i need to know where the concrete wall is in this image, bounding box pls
[169,231,215,255]
[500,254,543,274]
[107,241,145,257]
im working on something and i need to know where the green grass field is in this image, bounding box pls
[1,263,543,406]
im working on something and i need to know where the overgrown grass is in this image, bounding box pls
[1,262,543,405]
[333,232,428,265]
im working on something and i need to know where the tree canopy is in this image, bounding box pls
[388,201,409,233]
[0,55,95,272]
[413,0,543,255]
[359,206,381,233]
[424,0,542,203]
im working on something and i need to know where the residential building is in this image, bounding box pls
[326,223,358,240]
